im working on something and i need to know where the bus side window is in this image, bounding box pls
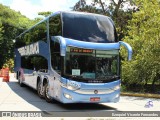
[50,41,61,73]
[33,56,48,72]
[49,14,62,74]
[21,56,48,72]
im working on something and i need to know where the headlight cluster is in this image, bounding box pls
[61,80,81,91]
[113,85,120,91]
[67,81,81,91]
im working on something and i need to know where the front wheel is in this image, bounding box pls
[44,83,52,103]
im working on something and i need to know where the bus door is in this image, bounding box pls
[50,40,62,98]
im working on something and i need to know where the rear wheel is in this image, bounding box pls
[37,81,44,98]
[44,82,52,103]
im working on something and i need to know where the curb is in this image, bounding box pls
[121,92,160,99]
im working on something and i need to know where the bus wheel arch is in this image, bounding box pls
[43,78,52,103]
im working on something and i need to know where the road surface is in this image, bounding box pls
[0,74,160,120]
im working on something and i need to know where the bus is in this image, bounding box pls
[14,11,132,103]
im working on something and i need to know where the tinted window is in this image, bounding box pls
[64,46,119,82]
[16,21,47,48]
[21,55,48,71]
[50,40,61,73]
[62,12,118,43]
[29,21,47,44]
[49,15,62,36]
[15,36,26,48]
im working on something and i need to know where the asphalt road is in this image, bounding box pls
[0,74,160,119]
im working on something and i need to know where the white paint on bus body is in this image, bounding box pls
[18,42,39,56]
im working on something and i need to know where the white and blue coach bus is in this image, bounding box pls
[14,11,132,103]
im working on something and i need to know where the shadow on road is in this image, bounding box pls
[6,81,117,112]
[59,103,116,111]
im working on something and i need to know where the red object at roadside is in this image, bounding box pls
[1,68,10,82]
[0,70,2,77]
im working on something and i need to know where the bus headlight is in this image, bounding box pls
[67,85,79,91]
[114,85,120,91]
[67,81,81,91]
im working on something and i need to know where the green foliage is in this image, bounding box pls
[3,58,14,72]
[0,4,33,68]
[38,11,52,17]
[122,0,160,91]
[0,19,4,46]
[0,4,33,30]
[73,0,110,15]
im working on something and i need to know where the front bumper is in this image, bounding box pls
[61,88,120,103]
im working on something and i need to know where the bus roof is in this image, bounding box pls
[16,11,118,43]
[60,11,118,43]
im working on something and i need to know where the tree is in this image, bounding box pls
[0,4,33,69]
[0,20,3,44]
[122,0,160,92]
[73,0,110,15]
[38,11,52,17]
[0,20,4,67]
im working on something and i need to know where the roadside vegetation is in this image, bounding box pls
[0,0,159,94]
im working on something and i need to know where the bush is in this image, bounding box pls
[2,58,14,72]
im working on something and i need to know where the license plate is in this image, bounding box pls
[90,97,100,102]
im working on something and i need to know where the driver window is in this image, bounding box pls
[50,41,61,73]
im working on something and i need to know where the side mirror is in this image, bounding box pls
[51,36,67,56]
[119,41,132,61]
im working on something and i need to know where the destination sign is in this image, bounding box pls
[70,48,93,53]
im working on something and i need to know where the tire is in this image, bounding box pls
[37,81,44,98]
[44,82,52,103]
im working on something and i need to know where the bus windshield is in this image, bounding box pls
[62,12,117,43]
[64,46,119,82]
